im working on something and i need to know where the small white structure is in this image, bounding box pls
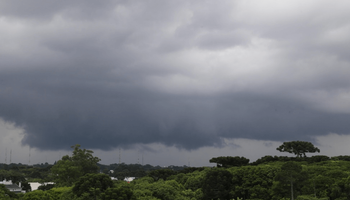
[124,177,136,182]
[110,177,118,181]
[29,182,55,191]
[28,182,42,191]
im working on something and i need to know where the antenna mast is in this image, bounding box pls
[28,147,31,165]
[119,148,121,164]
[5,148,7,164]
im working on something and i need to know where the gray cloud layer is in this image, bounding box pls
[1,1,350,151]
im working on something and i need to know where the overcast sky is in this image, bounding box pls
[1,0,350,167]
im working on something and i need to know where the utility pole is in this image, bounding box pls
[119,148,121,164]
[28,148,31,165]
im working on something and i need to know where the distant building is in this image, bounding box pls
[28,182,41,191]
[124,177,136,182]
[29,182,55,191]
[0,180,26,194]
[109,176,136,182]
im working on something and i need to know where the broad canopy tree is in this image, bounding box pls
[209,156,250,168]
[276,141,320,157]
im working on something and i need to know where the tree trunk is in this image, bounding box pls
[313,179,316,198]
[291,177,294,200]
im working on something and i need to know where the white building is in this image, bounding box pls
[0,180,26,194]
[28,182,55,191]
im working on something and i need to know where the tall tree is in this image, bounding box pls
[276,141,320,157]
[51,144,101,186]
[273,162,307,200]
[70,144,101,175]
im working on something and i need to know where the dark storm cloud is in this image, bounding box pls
[0,0,118,20]
[214,94,350,141]
[0,67,222,150]
[1,1,350,151]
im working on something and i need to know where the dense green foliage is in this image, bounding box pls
[4,157,350,199]
[72,173,114,199]
[4,142,350,200]
[0,184,17,199]
[202,168,233,199]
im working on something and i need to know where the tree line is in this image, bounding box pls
[1,141,350,199]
